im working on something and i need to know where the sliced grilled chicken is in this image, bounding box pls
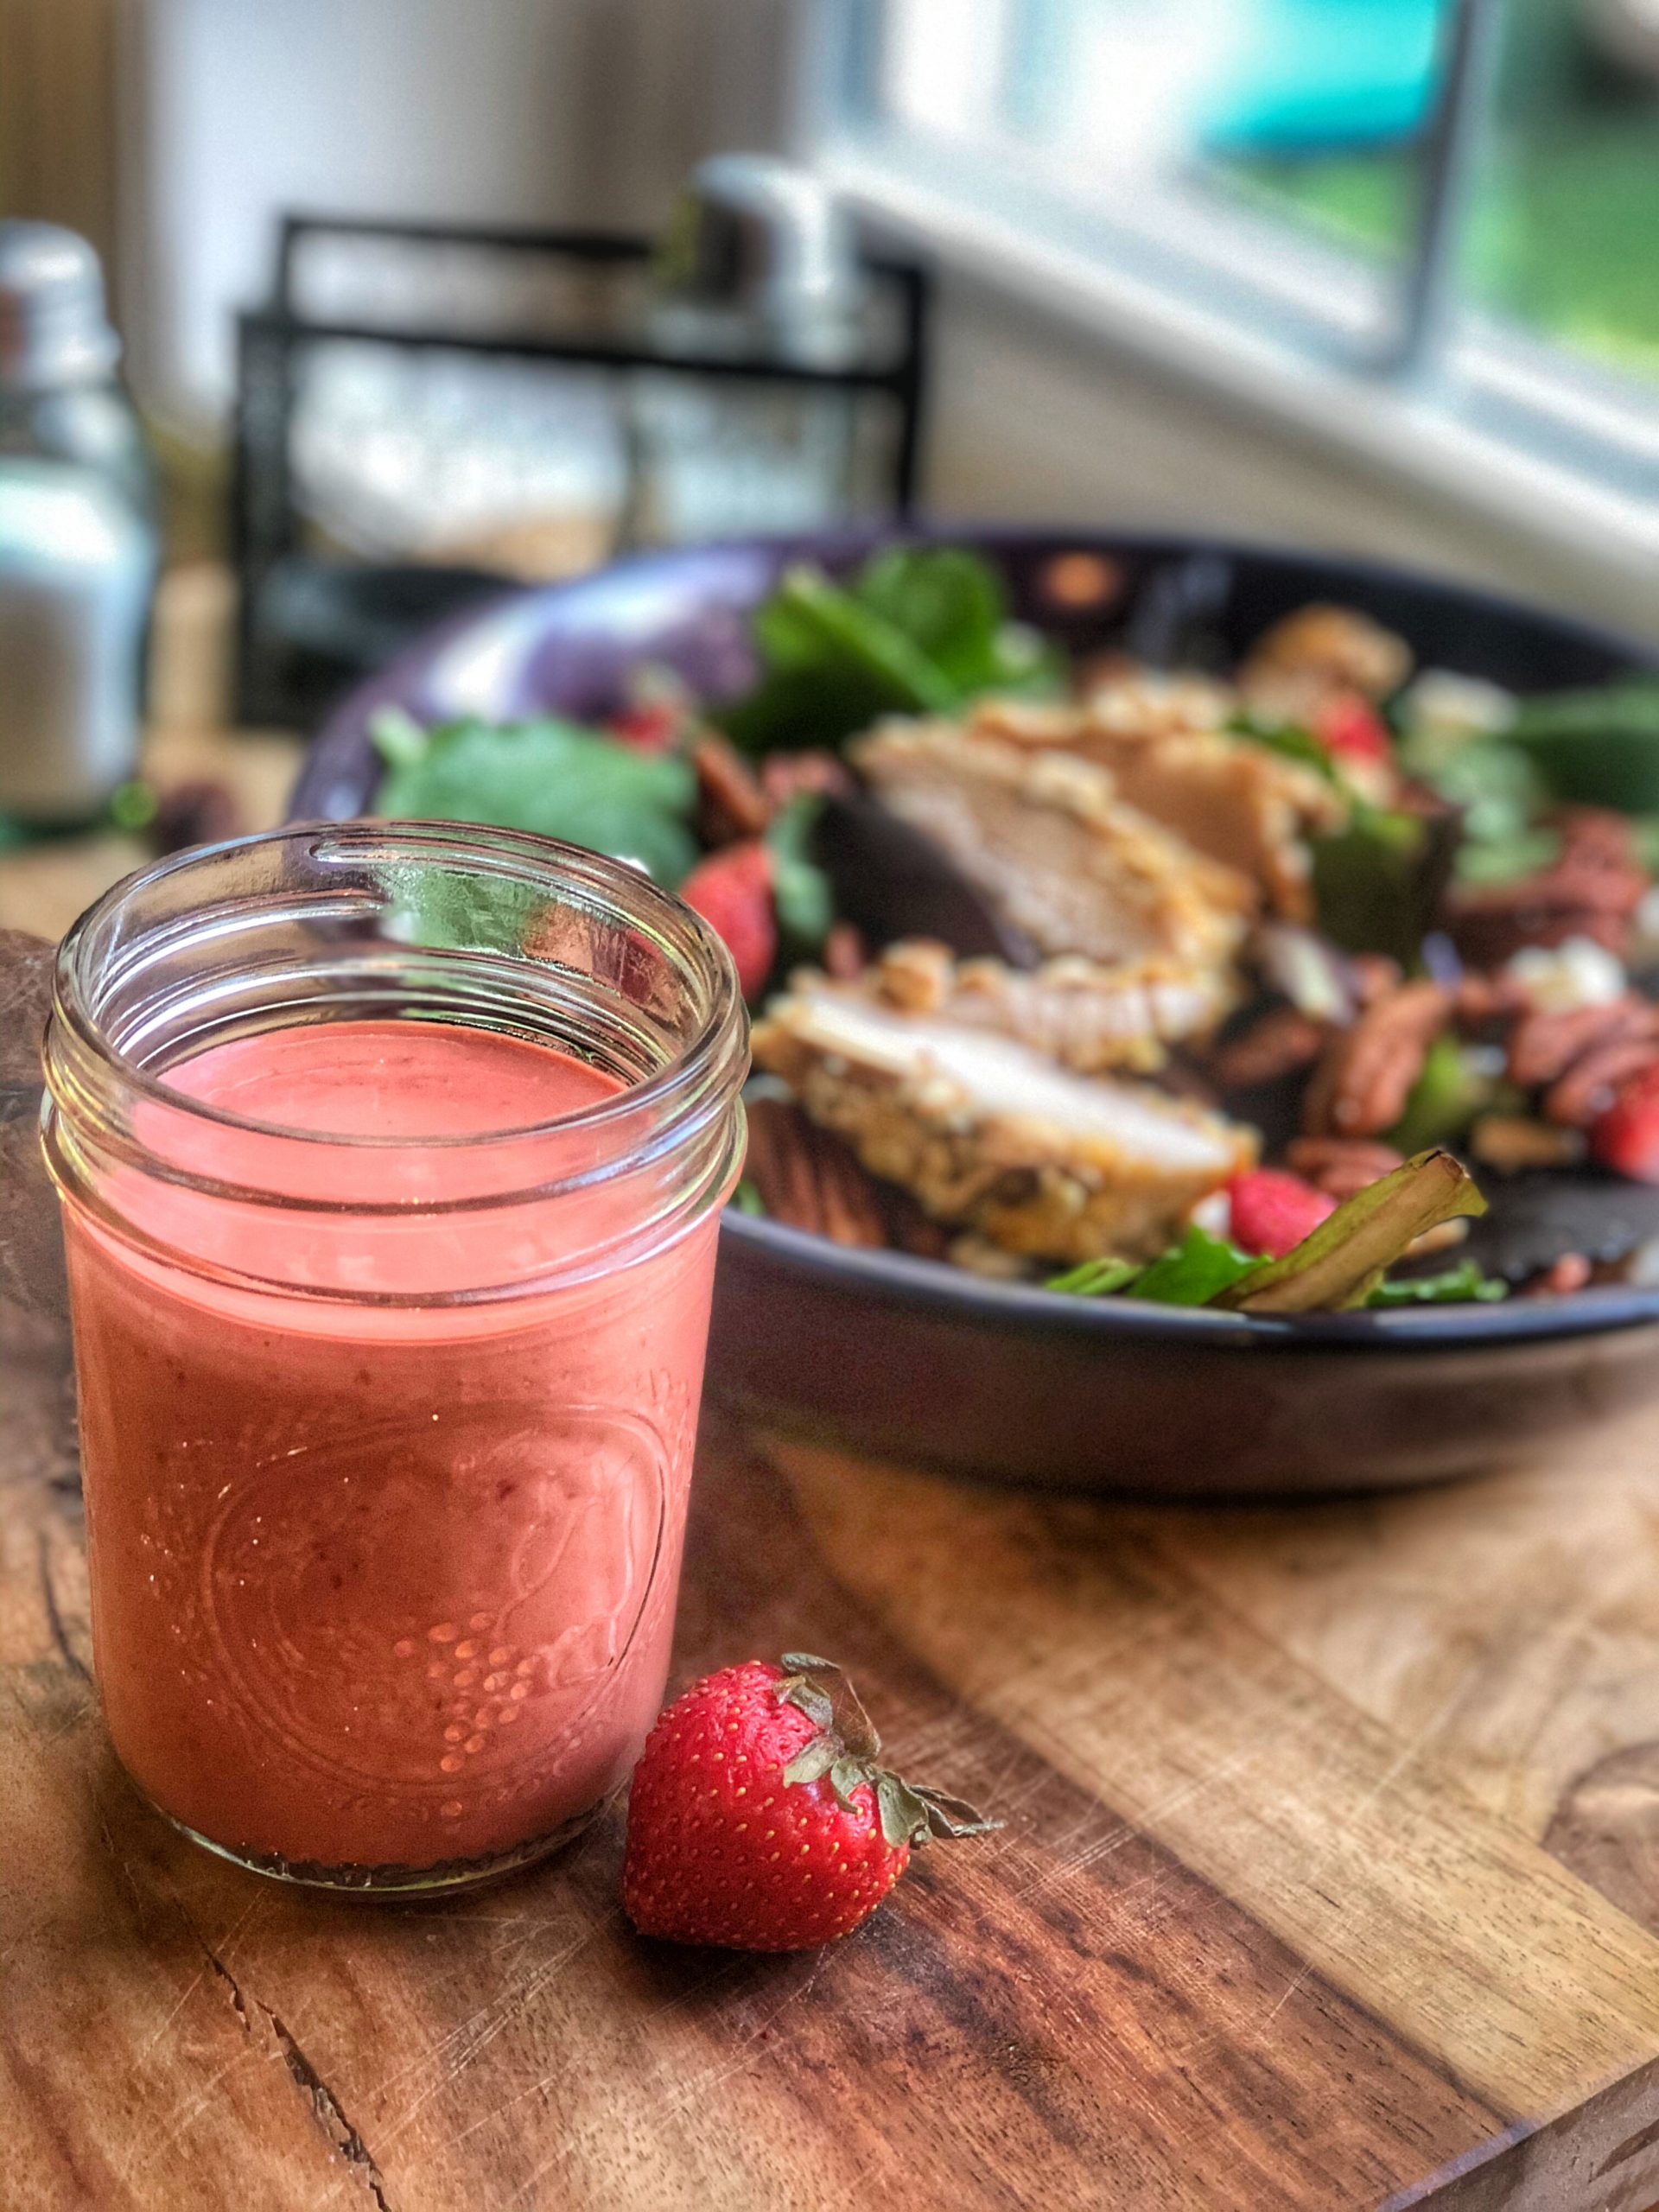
[852,721,1255,970]
[753,976,1255,1264]
[858,939,1236,1074]
[976,687,1344,921]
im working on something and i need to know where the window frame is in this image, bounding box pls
[789,0,1659,591]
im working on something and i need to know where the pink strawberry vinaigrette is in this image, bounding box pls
[43,825,747,1891]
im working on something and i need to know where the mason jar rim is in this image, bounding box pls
[50,818,746,1155]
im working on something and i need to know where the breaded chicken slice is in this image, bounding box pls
[976,686,1344,922]
[852,721,1255,969]
[858,939,1236,1074]
[753,976,1254,1264]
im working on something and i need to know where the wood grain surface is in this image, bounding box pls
[8,1276,1659,2211]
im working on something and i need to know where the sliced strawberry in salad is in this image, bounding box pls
[1226,1166,1337,1259]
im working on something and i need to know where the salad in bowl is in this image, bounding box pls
[295,527,1659,1487]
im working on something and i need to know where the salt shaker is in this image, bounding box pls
[0,223,156,823]
[626,156,871,545]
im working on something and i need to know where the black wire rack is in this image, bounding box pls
[232,213,931,727]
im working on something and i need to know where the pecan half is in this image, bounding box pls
[742,1096,889,1247]
[1560,806,1647,881]
[1208,1004,1326,1090]
[1453,969,1533,1034]
[1544,1036,1659,1129]
[1300,981,1452,1139]
[1349,954,1404,1008]
[694,734,772,846]
[1552,810,1654,936]
[1508,996,1659,1089]
[1284,1135,1404,1202]
[1447,809,1650,966]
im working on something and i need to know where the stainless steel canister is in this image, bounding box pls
[0,223,156,823]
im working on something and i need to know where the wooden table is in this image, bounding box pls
[8,700,1659,2208]
[9,1270,1659,2211]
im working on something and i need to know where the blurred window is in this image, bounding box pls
[816,0,1659,503]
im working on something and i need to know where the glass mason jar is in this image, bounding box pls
[41,823,747,1892]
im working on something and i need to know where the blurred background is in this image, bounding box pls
[3,0,1658,922]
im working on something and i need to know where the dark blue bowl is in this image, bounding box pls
[295,528,1659,1493]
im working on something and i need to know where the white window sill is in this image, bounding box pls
[820,142,1659,617]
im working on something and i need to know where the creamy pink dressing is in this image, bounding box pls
[67,1021,719,1873]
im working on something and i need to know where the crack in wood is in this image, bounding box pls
[267,2001,397,2212]
[188,1916,396,2212]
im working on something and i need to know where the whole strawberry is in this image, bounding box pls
[623,1654,995,1951]
[679,841,778,1001]
[1592,1063,1659,1183]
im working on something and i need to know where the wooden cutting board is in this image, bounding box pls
[6,1287,1659,2211]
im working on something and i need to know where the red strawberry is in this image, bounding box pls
[680,840,778,999]
[607,702,685,753]
[623,1655,995,1952]
[1591,1064,1659,1183]
[1227,1167,1336,1258]
[1315,693,1393,767]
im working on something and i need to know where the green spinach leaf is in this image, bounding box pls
[765,797,835,949]
[721,547,1060,755]
[1367,1261,1507,1306]
[374,715,699,888]
[1126,1225,1259,1305]
[1047,1226,1255,1306]
[1046,1255,1142,1297]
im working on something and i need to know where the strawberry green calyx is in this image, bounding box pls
[773,1653,1000,1850]
[624,1653,999,1950]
